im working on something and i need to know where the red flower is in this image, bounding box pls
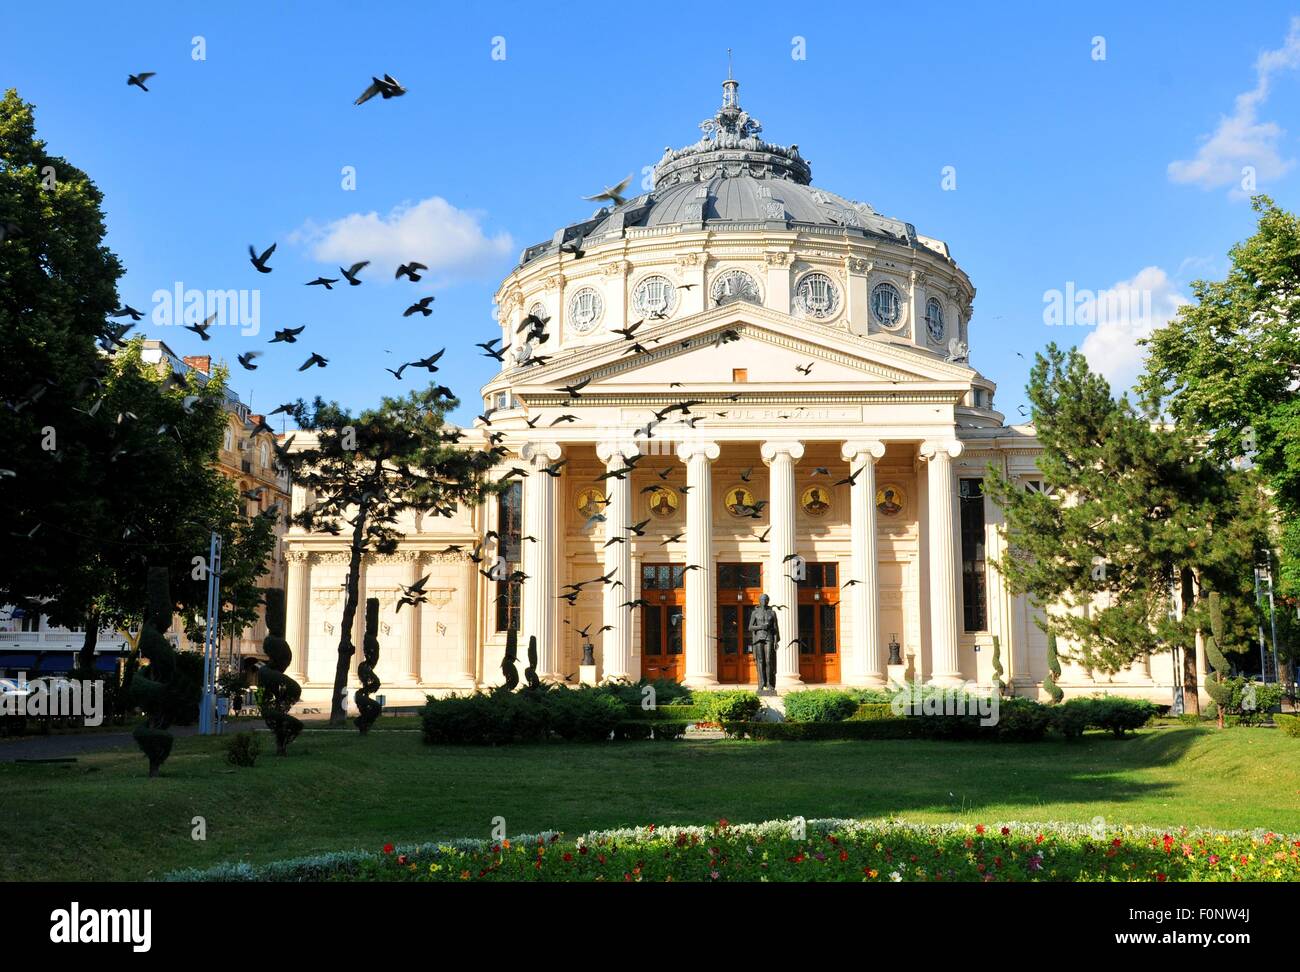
[563,852,573,862]
[397,854,408,865]
[1000,827,1011,836]
[1035,834,1045,844]
[1156,872,1167,882]
[839,851,849,862]
[382,843,394,855]
[976,825,986,835]
[648,824,656,833]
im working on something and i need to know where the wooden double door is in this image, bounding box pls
[716,561,841,684]
[640,563,684,682]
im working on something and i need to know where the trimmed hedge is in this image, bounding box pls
[1050,697,1161,740]
[1274,714,1300,738]
[691,690,761,723]
[613,720,691,741]
[849,703,895,721]
[420,686,624,745]
[724,719,914,741]
[783,690,859,723]
[629,704,706,722]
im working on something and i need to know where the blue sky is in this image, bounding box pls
[5,1,1299,426]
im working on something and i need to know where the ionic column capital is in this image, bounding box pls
[919,439,964,462]
[595,439,641,465]
[760,440,805,464]
[676,440,720,462]
[841,440,886,464]
[521,441,564,465]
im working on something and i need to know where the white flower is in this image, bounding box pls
[890,871,902,883]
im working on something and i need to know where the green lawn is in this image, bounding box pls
[2,726,1297,881]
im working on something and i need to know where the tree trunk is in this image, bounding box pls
[328,495,370,725]
[78,609,98,671]
[1179,567,1201,716]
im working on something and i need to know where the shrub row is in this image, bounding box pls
[420,686,626,745]
[1275,714,1300,738]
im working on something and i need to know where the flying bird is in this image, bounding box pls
[236,352,262,371]
[248,243,276,273]
[340,261,369,286]
[559,232,585,260]
[127,72,156,92]
[395,261,428,282]
[583,174,633,207]
[306,276,338,289]
[559,376,591,399]
[795,361,814,375]
[355,74,407,105]
[298,353,329,371]
[270,325,305,344]
[184,319,214,341]
[403,296,435,317]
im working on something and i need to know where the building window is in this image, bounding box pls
[925,298,945,343]
[871,282,902,329]
[732,368,748,383]
[495,480,523,632]
[959,478,987,632]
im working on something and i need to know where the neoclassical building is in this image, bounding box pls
[282,76,1195,706]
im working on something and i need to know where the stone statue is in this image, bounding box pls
[748,593,779,692]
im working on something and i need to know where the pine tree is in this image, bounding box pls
[985,344,1271,711]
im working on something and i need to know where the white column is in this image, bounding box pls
[841,441,886,686]
[596,441,639,681]
[521,442,563,679]
[920,439,964,686]
[678,441,720,686]
[458,553,478,687]
[761,440,804,689]
[285,550,311,681]
[402,554,421,682]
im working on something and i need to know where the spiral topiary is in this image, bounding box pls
[1203,591,1233,728]
[258,588,303,754]
[501,624,520,691]
[354,597,383,733]
[524,634,541,689]
[990,635,1006,698]
[130,567,176,777]
[1043,630,1064,704]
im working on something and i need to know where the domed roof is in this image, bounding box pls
[518,75,951,267]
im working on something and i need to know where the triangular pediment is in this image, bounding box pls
[502,302,975,400]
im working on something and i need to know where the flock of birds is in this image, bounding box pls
[112,66,880,647]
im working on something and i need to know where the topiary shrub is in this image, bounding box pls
[258,588,302,755]
[693,690,761,723]
[500,625,520,691]
[224,731,262,767]
[523,635,541,690]
[992,697,1050,742]
[354,597,383,734]
[130,567,178,777]
[1043,630,1064,704]
[990,635,1006,698]
[783,689,859,723]
[1274,713,1300,738]
[1203,591,1233,728]
[1049,699,1091,740]
[848,703,895,721]
[547,687,623,742]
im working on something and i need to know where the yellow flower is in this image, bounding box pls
[429,862,441,873]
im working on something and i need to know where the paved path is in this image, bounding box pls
[0,725,200,762]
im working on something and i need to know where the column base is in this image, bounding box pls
[683,674,719,688]
[776,674,804,692]
[927,673,967,688]
[579,665,598,687]
[844,674,888,689]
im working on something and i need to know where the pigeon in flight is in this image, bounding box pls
[340,261,369,286]
[236,351,261,371]
[127,72,156,92]
[559,232,585,260]
[355,74,407,105]
[306,276,338,289]
[184,315,215,341]
[403,296,435,318]
[249,243,276,273]
[395,262,428,282]
[298,353,329,371]
[583,174,633,207]
[270,325,305,344]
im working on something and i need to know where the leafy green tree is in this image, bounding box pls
[987,344,1271,713]
[284,387,504,724]
[0,88,122,622]
[1141,196,1300,599]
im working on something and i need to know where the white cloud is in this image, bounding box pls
[1078,266,1188,393]
[290,197,514,281]
[1168,17,1300,195]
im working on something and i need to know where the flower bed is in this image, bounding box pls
[166,819,1300,882]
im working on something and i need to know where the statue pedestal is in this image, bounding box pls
[579,664,598,687]
[756,686,778,698]
[886,664,908,688]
